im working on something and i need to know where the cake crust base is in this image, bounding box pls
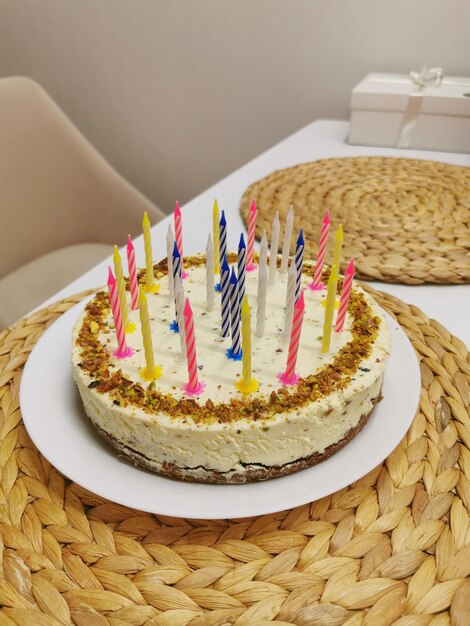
[90,391,382,484]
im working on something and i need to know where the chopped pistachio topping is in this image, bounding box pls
[75,255,380,424]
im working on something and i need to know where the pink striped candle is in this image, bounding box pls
[335,258,355,332]
[182,298,205,395]
[107,267,134,359]
[246,200,257,272]
[279,290,305,385]
[174,200,188,279]
[308,209,330,291]
[126,235,139,310]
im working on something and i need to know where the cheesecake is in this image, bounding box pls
[72,254,390,483]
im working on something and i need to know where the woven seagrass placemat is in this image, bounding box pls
[1,291,469,625]
[240,156,470,285]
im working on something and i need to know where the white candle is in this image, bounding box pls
[166,225,175,300]
[259,230,268,272]
[282,259,296,342]
[255,264,267,337]
[175,275,186,359]
[269,211,280,285]
[206,234,214,312]
[280,205,294,274]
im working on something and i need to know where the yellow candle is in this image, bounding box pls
[332,224,343,270]
[143,212,159,293]
[321,265,339,353]
[113,246,135,333]
[236,294,259,394]
[213,199,220,274]
[138,287,162,380]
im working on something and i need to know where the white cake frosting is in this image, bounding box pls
[72,256,390,482]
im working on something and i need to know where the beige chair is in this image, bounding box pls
[0,77,164,328]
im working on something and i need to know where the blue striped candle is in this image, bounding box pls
[227,267,242,358]
[220,256,230,337]
[172,241,182,328]
[173,240,182,281]
[237,233,246,306]
[294,229,304,302]
[219,211,227,272]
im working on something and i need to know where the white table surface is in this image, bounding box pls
[37,120,470,346]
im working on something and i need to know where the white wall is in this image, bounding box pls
[1,0,469,212]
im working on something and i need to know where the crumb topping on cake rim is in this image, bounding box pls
[74,254,382,425]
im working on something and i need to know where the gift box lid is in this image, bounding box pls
[351,72,470,117]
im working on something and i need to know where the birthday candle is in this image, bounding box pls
[280,204,294,273]
[335,258,355,332]
[206,235,214,312]
[219,210,227,272]
[220,256,230,337]
[174,275,186,357]
[269,211,280,285]
[229,267,242,357]
[246,200,257,271]
[142,211,156,291]
[256,231,269,333]
[332,224,343,270]
[166,225,175,301]
[236,294,259,393]
[257,230,268,273]
[107,267,133,359]
[138,287,162,379]
[213,199,220,274]
[182,298,204,395]
[322,265,339,353]
[294,229,305,302]
[172,241,182,324]
[172,240,182,281]
[309,210,330,290]
[174,200,187,278]
[279,291,305,385]
[113,245,130,330]
[255,262,267,337]
[282,259,297,342]
[237,233,246,305]
[126,236,139,310]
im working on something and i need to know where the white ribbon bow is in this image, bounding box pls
[409,66,443,89]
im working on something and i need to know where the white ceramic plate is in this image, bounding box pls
[20,296,420,519]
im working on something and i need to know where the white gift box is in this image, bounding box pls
[348,70,470,153]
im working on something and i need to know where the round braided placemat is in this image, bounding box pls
[240,156,470,285]
[1,291,469,626]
